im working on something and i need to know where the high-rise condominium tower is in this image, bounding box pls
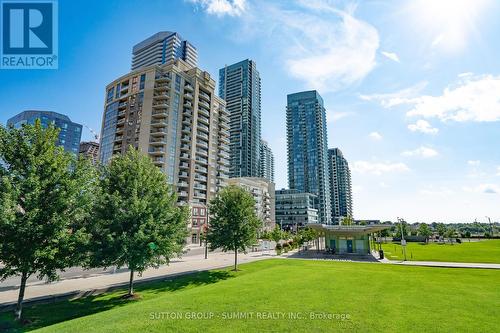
[131,31,198,71]
[219,59,261,178]
[7,110,82,154]
[286,91,331,224]
[100,58,230,244]
[259,139,274,183]
[328,148,352,223]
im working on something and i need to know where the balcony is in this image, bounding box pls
[150,128,167,136]
[155,74,171,82]
[151,120,168,127]
[198,115,209,125]
[180,144,190,151]
[198,107,209,118]
[197,132,209,141]
[149,147,165,155]
[184,101,193,109]
[195,166,207,173]
[181,135,190,142]
[218,151,230,159]
[196,157,208,165]
[118,103,127,110]
[153,92,169,100]
[114,135,123,142]
[152,102,168,109]
[196,141,208,149]
[179,172,189,179]
[219,136,230,144]
[182,119,191,126]
[150,138,167,146]
[180,162,190,169]
[184,92,193,100]
[179,191,188,197]
[117,118,126,125]
[198,123,209,133]
[180,153,190,160]
[199,92,210,101]
[154,83,169,91]
[194,183,207,190]
[199,100,210,110]
[220,128,230,137]
[178,181,189,188]
[152,157,165,164]
[193,192,206,199]
[152,110,167,118]
[184,84,194,92]
[195,174,207,181]
[196,148,208,157]
[181,126,191,134]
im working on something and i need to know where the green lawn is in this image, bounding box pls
[1,259,499,332]
[381,239,500,263]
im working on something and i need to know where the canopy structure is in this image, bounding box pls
[307,223,391,254]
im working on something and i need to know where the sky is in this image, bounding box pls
[1,0,499,223]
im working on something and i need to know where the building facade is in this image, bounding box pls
[259,139,274,183]
[328,148,353,223]
[100,58,230,244]
[131,31,198,71]
[227,177,275,231]
[219,59,261,178]
[7,110,82,154]
[79,141,100,165]
[275,189,318,230]
[286,91,331,224]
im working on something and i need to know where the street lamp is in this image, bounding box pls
[204,209,209,259]
[397,217,407,261]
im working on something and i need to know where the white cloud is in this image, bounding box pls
[381,51,400,62]
[496,166,500,176]
[368,132,383,141]
[463,183,500,194]
[361,74,500,122]
[467,160,481,166]
[188,0,246,17]
[352,161,410,175]
[188,0,379,92]
[419,187,454,197]
[401,146,439,158]
[326,110,355,123]
[360,81,427,108]
[407,119,439,134]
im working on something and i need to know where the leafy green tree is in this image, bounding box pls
[445,227,456,244]
[206,185,261,271]
[341,215,354,226]
[436,223,447,239]
[0,121,97,320]
[395,221,409,239]
[418,223,432,243]
[465,230,471,241]
[88,148,188,297]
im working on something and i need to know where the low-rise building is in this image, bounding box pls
[275,189,318,230]
[227,177,275,231]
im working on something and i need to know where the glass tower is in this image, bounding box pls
[328,148,353,223]
[131,31,198,71]
[219,59,261,178]
[286,91,331,224]
[7,110,82,154]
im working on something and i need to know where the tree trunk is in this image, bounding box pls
[128,269,134,296]
[234,249,238,271]
[15,272,28,321]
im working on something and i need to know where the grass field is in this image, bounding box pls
[381,239,500,263]
[1,259,499,332]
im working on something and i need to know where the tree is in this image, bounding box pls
[465,230,471,242]
[436,223,447,240]
[445,227,456,244]
[206,185,261,271]
[0,121,97,320]
[395,221,409,239]
[418,223,432,243]
[88,148,188,297]
[341,215,354,226]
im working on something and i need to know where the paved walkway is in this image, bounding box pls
[380,258,500,269]
[0,250,280,309]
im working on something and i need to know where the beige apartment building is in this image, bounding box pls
[100,58,230,244]
[227,177,275,231]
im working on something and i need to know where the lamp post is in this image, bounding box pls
[397,217,407,261]
[204,211,209,259]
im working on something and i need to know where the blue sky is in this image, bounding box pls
[1,0,500,223]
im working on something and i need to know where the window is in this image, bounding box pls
[140,74,146,90]
[199,208,205,216]
[107,87,115,103]
[193,208,199,216]
[191,234,198,244]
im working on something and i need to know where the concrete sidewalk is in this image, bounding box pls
[0,250,279,310]
[381,258,500,269]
